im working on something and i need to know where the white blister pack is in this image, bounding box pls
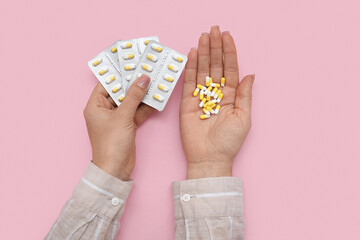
[88,41,125,106]
[127,40,187,111]
[116,36,159,91]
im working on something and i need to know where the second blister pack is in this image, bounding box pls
[116,36,159,91]
[126,40,187,111]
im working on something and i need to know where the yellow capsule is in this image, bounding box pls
[124,64,136,71]
[221,77,226,87]
[99,67,108,75]
[122,54,134,60]
[163,74,174,82]
[144,40,150,45]
[206,95,211,101]
[153,94,164,102]
[158,84,169,92]
[215,104,221,114]
[209,77,213,84]
[205,76,210,87]
[215,83,220,88]
[211,87,218,97]
[206,86,212,94]
[105,75,115,84]
[92,57,102,66]
[199,98,206,107]
[199,93,204,100]
[202,108,208,114]
[118,94,125,102]
[151,43,162,52]
[206,106,213,112]
[210,101,216,108]
[193,88,200,97]
[200,114,210,120]
[168,64,179,73]
[217,93,224,103]
[197,84,203,89]
[112,83,122,93]
[146,53,158,62]
[121,42,132,49]
[111,47,117,53]
[142,64,153,72]
[172,54,183,63]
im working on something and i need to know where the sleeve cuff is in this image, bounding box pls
[172,177,243,219]
[72,162,134,221]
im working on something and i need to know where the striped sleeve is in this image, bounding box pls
[46,162,133,240]
[172,177,244,240]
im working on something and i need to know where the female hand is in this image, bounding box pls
[180,26,254,179]
[83,75,154,180]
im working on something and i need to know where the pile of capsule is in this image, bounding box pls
[193,76,225,119]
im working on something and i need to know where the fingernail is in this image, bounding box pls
[191,47,197,51]
[201,32,209,36]
[137,75,150,89]
[211,25,219,30]
[251,74,255,83]
[222,31,230,35]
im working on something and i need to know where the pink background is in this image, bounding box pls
[1,0,360,239]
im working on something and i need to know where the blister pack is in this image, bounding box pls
[116,36,159,91]
[88,41,126,105]
[126,40,187,111]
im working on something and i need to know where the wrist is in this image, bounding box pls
[92,158,132,181]
[186,161,233,179]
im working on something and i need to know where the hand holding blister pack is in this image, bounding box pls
[127,40,187,111]
[116,36,159,91]
[88,41,126,104]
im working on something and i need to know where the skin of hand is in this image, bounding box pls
[83,75,154,181]
[180,26,255,179]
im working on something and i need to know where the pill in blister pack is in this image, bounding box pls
[88,41,125,105]
[116,36,159,91]
[126,40,187,111]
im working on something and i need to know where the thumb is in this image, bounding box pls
[234,74,255,114]
[118,74,150,118]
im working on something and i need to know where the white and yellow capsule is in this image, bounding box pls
[124,64,136,71]
[126,74,133,81]
[200,114,210,120]
[146,53,158,62]
[197,84,204,89]
[172,54,183,63]
[111,46,117,53]
[153,94,164,102]
[214,89,222,98]
[92,57,102,67]
[112,83,122,93]
[217,93,224,103]
[144,39,150,45]
[193,88,200,97]
[205,76,210,87]
[206,86,213,95]
[142,64,153,72]
[168,64,178,73]
[118,94,125,102]
[105,75,116,84]
[121,42,132,49]
[215,105,221,114]
[221,77,226,87]
[210,83,220,88]
[122,53,134,60]
[203,108,210,115]
[151,43,162,52]
[163,74,174,82]
[211,87,218,97]
[199,92,204,100]
[199,98,206,108]
[99,67,108,75]
[158,84,169,92]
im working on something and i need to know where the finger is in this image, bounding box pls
[197,33,210,86]
[134,104,155,126]
[210,25,223,82]
[107,96,116,108]
[222,31,239,89]
[117,75,150,118]
[235,74,255,115]
[182,48,198,99]
[86,83,112,110]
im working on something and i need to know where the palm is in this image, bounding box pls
[180,26,254,168]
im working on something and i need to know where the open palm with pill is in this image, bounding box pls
[180,25,254,179]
